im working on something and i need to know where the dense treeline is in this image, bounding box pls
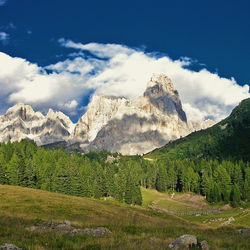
[0,140,142,205]
[149,158,250,207]
[0,140,249,207]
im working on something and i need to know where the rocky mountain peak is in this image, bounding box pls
[143,74,187,122]
[146,73,176,96]
[46,108,74,133]
[46,108,56,119]
[72,94,131,142]
[5,103,38,121]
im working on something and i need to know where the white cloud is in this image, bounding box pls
[0,32,9,44]
[0,0,7,6]
[0,41,249,123]
[0,52,92,115]
[58,39,135,58]
[65,100,78,109]
[46,57,94,75]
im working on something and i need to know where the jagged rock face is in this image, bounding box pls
[143,74,187,122]
[72,95,131,142]
[75,74,191,155]
[0,104,74,145]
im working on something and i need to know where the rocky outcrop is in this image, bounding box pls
[72,95,130,142]
[235,228,250,237]
[168,235,210,250]
[25,220,111,237]
[168,234,197,249]
[0,244,22,250]
[78,74,191,154]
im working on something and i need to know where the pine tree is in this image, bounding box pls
[124,176,133,204]
[214,183,222,202]
[231,184,241,207]
[243,179,250,201]
[0,154,7,184]
[214,165,231,202]
[156,165,167,192]
[167,167,177,191]
[233,165,243,189]
[132,184,142,205]
[104,164,115,197]
[7,153,20,185]
[201,172,212,198]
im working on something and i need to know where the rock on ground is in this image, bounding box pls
[0,244,22,250]
[69,227,112,237]
[222,216,235,226]
[168,234,197,249]
[25,220,111,237]
[200,240,210,250]
[236,228,250,237]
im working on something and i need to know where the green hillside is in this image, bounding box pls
[0,185,249,249]
[148,98,250,161]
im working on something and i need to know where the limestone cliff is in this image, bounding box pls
[74,74,192,154]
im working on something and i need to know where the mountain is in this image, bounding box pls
[73,74,193,155]
[0,103,74,145]
[0,74,214,155]
[147,98,250,161]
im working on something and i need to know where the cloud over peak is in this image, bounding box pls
[0,41,249,123]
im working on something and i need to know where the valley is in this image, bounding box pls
[0,77,249,249]
[1,1,249,249]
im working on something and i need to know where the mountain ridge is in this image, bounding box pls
[0,74,214,155]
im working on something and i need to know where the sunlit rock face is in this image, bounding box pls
[75,74,193,155]
[0,74,214,155]
[0,103,74,145]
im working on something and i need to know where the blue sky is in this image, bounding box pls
[0,0,249,122]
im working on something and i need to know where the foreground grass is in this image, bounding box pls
[0,185,249,249]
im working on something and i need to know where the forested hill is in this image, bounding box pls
[148,98,250,161]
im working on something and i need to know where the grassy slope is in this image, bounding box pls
[148,98,250,161]
[142,188,250,228]
[0,185,249,249]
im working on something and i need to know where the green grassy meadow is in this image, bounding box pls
[0,185,249,249]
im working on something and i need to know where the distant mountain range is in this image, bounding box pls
[0,74,213,155]
[148,98,250,161]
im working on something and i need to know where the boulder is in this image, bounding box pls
[64,220,71,227]
[200,240,210,250]
[0,244,22,250]
[70,227,111,237]
[55,220,72,231]
[25,225,38,232]
[169,234,197,249]
[236,228,250,237]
